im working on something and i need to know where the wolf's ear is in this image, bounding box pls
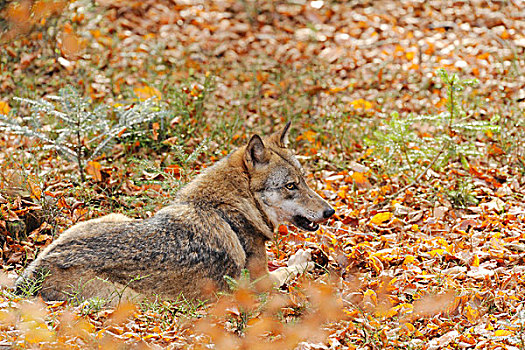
[271,121,291,148]
[245,135,268,168]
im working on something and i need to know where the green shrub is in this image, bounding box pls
[0,86,167,181]
[366,69,499,185]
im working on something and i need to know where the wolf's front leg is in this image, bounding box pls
[269,249,315,286]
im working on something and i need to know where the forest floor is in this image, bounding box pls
[0,0,524,349]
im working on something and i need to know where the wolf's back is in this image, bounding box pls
[15,207,245,302]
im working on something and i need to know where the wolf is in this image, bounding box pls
[16,123,334,304]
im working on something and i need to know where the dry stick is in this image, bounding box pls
[385,146,446,203]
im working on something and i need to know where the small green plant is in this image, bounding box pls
[223,269,252,292]
[447,179,479,208]
[128,139,211,208]
[63,278,93,306]
[0,86,167,182]
[103,274,149,306]
[78,297,108,316]
[161,73,215,142]
[139,294,207,330]
[367,69,500,194]
[64,274,147,306]
[16,267,51,297]
[222,270,273,335]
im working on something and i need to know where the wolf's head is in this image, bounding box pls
[243,122,335,233]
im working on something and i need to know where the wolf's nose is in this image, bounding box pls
[323,208,335,218]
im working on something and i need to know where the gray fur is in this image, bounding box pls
[16,124,334,304]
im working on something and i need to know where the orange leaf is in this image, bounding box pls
[109,301,137,325]
[60,32,85,59]
[0,101,10,115]
[63,22,73,34]
[134,85,162,101]
[85,161,102,181]
[117,127,127,137]
[464,305,480,323]
[329,83,352,94]
[489,144,504,156]
[278,225,288,235]
[500,30,510,40]
[152,122,160,140]
[28,179,42,200]
[296,130,317,143]
[165,164,181,179]
[256,71,269,83]
[351,172,371,189]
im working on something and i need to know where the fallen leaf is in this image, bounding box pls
[351,172,371,189]
[0,101,10,115]
[86,161,102,181]
[370,212,392,225]
[133,84,162,101]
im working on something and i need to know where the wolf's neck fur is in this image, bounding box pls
[174,146,274,238]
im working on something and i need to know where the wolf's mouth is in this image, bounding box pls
[292,215,319,232]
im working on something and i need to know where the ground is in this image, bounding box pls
[0,0,524,349]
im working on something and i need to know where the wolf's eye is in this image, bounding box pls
[284,182,297,190]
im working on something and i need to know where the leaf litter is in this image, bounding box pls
[0,0,524,349]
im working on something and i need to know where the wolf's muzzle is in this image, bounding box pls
[323,208,335,219]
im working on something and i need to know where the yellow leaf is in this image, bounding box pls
[350,98,373,110]
[404,322,415,332]
[133,85,162,101]
[363,289,377,305]
[494,329,512,337]
[369,255,383,273]
[370,212,392,225]
[403,255,416,265]
[406,51,415,60]
[0,101,10,115]
[471,255,479,267]
[427,323,439,330]
[429,249,445,257]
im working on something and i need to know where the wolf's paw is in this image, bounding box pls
[270,249,314,287]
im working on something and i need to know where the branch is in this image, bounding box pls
[385,145,446,202]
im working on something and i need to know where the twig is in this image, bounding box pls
[384,145,446,202]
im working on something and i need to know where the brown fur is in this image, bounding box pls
[16,123,334,304]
